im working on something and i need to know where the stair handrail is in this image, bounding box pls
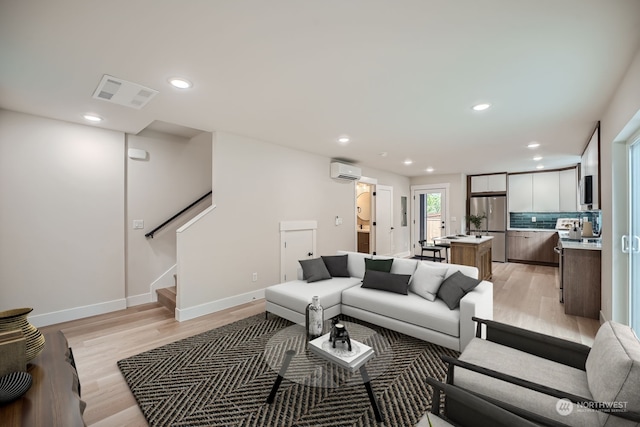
[145,190,212,238]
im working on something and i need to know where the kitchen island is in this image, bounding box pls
[434,235,493,280]
[558,234,601,319]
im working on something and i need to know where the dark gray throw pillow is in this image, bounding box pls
[437,271,482,310]
[299,258,332,283]
[361,270,411,295]
[364,258,394,273]
[321,255,350,277]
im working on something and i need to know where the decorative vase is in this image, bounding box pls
[0,308,45,362]
[305,296,324,340]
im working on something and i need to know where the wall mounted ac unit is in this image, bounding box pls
[330,162,361,180]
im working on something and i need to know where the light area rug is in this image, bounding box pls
[117,314,458,427]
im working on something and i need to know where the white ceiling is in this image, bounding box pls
[2,0,640,176]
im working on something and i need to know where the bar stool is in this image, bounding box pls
[418,240,445,262]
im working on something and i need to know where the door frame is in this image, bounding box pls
[356,176,378,254]
[280,220,317,282]
[410,183,450,256]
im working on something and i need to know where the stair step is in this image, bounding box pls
[157,286,176,313]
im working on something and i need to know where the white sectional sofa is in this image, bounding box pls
[265,251,493,352]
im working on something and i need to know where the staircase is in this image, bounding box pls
[156,286,176,313]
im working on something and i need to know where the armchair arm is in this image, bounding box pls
[471,317,591,370]
[425,377,565,427]
[442,356,640,423]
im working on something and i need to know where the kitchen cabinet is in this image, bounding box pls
[450,238,493,280]
[533,172,560,211]
[507,230,559,265]
[508,174,533,212]
[471,173,507,194]
[508,168,578,212]
[563,247,601,319]
[559,168,578,211]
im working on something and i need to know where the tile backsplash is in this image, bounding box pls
[509,211,602,233]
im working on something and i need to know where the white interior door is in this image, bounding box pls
[411,185,448,257]
[375,185,393,256]
[280,221,317,282]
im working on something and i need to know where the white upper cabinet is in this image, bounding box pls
[508,174,533,212]
[559,168,578,211]
[507,167,578,212]
[471,173,507,193]
[533,172,560,211]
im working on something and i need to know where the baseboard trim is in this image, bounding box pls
[394,250,412,259]
[29,298,127,328]
[175,289,265,322]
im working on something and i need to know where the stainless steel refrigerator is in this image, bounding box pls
[470,196,507,262]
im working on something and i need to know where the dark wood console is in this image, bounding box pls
[0,331,85,426]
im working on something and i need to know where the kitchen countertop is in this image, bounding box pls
[434,235,494,244]
[557,231,602,251]
[507,228,558,232]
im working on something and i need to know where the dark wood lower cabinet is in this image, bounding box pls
[450,239,492,280]
[0,331,85,426]
[563,248,601,319]
[507,230,559,265]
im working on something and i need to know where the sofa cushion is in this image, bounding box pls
[299,258,332,282]
[585,321,640,419]
[321,254,350,277]
[341,285,460,336]
[265,277,362,314]
[337,250,369,279]
[365,258,393,273]
[361,270,411,295]
[410,262,449,302]
[456,337,597,427]
[437,271,481,310]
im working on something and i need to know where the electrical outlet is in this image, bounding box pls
[531,217,536,222]
[252,272,258,282]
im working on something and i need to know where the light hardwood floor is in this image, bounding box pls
[40,262,600,426]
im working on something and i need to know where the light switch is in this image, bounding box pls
[133,220,144,229]
[451,216,457,222]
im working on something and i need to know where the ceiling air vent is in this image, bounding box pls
[92,75,158,109]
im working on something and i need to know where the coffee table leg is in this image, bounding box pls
[360,366,383,422]
[267,349,296,403]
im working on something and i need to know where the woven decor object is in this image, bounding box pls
[0,308,45,361]
[0,371,33,404]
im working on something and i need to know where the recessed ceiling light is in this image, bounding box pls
[528,142,540,149]
[337,136,350,144]
[472,103,491,111]
[168,77,192,89]
[404,159,413,165]
[83,114,103,122]
[533,156,543,161]
[379,152,388,157]
[536,164,545,169]
[426,167,434,173]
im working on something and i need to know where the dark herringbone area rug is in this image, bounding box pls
[117,314,459,427]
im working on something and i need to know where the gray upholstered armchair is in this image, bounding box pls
[441,318,640,426]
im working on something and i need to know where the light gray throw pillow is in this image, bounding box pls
[409,262,449,301]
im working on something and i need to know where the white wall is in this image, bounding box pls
[0,110,126,326]
[125,131,212,304]
[176,132,410,320]
[600,46,640,323]
[411,173,467,235]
